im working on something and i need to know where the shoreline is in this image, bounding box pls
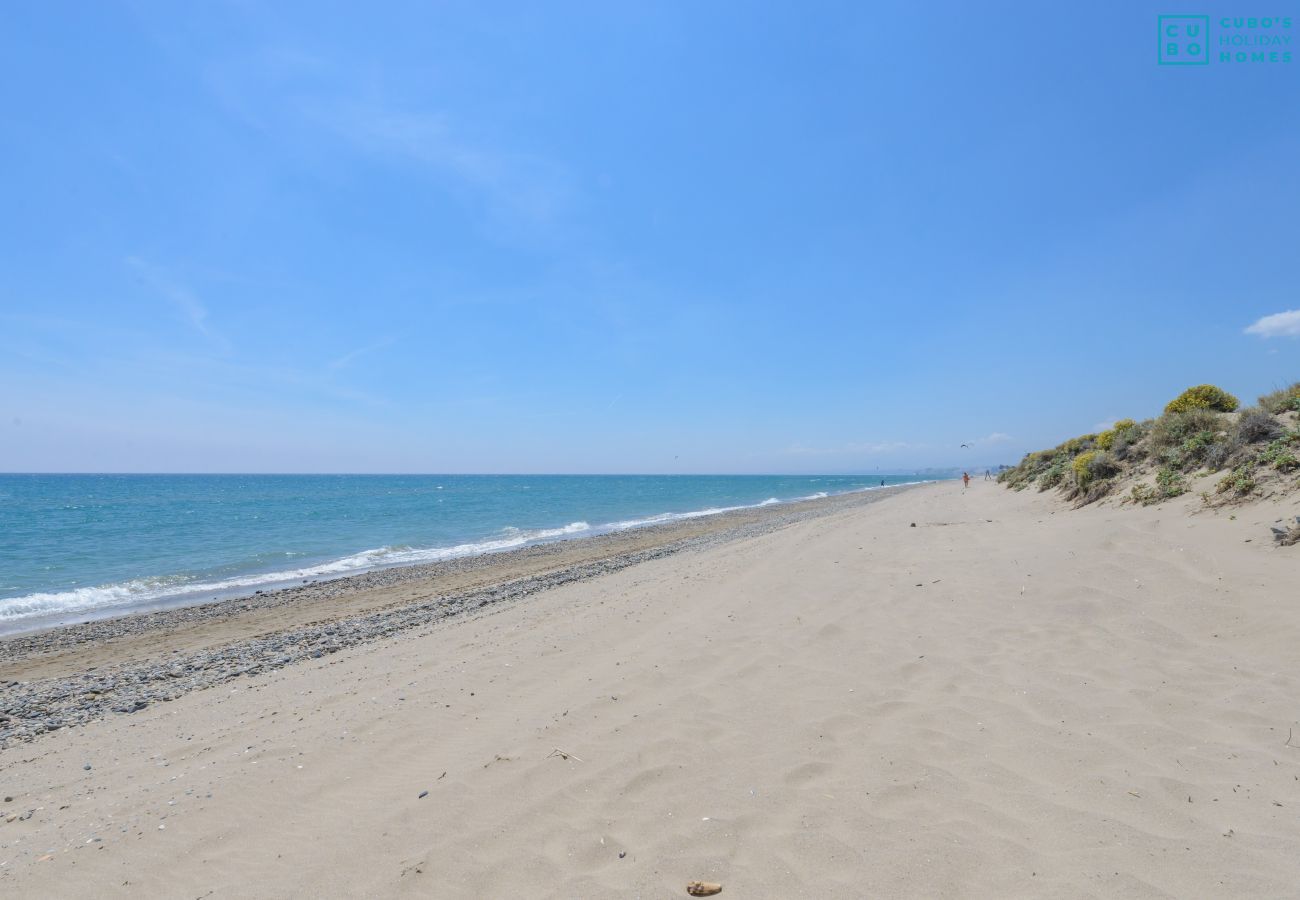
[4,478,1297,896]
[0,483,920,748]
[0,478,931,636]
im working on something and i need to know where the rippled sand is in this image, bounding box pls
[3,480,1298,898]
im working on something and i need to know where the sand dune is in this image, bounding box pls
[3,480,1299,898]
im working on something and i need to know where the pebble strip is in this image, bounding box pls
[0,486,914,748]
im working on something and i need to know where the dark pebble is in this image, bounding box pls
[0,488,907,751]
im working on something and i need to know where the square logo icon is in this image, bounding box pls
[1159,15,1210,65]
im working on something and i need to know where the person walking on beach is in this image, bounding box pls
[984,469,992,481]
[962,472,971,489]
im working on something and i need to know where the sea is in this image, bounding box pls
[0,473,932,634]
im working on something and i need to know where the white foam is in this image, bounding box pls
[1,480,935,628]
[598,483,909,532]
[0,521,591,626]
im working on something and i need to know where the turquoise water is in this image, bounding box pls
[0,473,930,631]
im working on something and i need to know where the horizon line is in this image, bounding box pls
[0,470,976,478]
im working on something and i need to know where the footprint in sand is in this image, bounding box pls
[784,760,831,786]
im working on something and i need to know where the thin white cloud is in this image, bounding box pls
[142,349,392,409]
[125,257,229,352]
[966,432,1012,446]
[196,44,572,233]
[1245,309,1300,338]
[329,336,397,370]
[306,100,568,226]
[191,38,578,244]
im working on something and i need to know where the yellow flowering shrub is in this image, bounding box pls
[1165,385,1239,414]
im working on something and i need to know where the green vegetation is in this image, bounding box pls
[996,430,1125,501]
[1148,408,1226,470]
[1164,384,1239,414]
[1259,430,1300,472]
[998,435,1100,493]
[1070,451,1097,485]
[1130,466,1188,505]
[1128,485,1155,504]
[1258,382,1300,414]
[1038,459,1067,491]
[999,381,1297,507]
[1216,464,1256,497]
[1096,418,1137,450]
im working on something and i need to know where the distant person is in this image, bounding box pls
[962,472,970,489]
[984,469,992,481]
[880,479,885,486]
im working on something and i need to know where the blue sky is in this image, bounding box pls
[1,1,1297,474]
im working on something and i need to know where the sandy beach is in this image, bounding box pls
[2,479,1299,898]
[7,3,1297,897]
